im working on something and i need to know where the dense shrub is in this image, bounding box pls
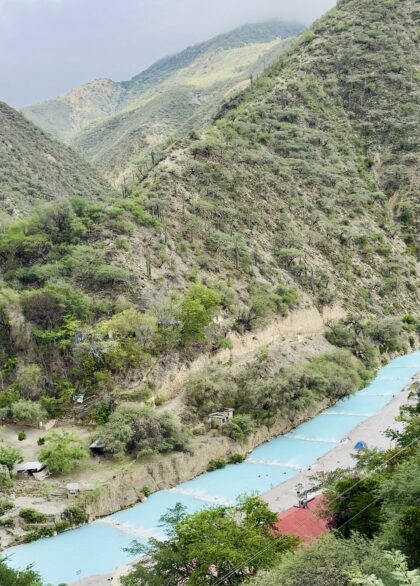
[23,525,55,543]
[37,432,88,474]
[184,366,235,419]
[179,283,221,344]
[22,292,64,330]
[10,400,48,426]
[0,500,13,516]
[207,459,227,471]
[97,404,188,456]
[19,509,47,524]
[63,505,88,526]
[0,443,23,473]
[222,414,254,441]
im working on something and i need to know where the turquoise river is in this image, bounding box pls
[6,350,420,584]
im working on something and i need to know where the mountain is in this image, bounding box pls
[22,20,305,179]
[0,100,114,217]
[21,79,125,142]
[0,0,418,550]
[130,0,419,302]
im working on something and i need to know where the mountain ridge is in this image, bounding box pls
[21,20,305,178]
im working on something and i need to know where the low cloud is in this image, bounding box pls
[0,0,336,107]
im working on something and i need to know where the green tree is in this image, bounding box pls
[10,400,48,426]
[0,443,23,473]
[97,404,188,456]
[379,453,420,567]
[351,551,420,586]
[247,534,397,586]
[122,496,296,586]
[179,284,221,344]
[323,476,382,539]
[0,559,43,586]
[37,431,88,474]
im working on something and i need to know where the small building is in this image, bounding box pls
[89,439,106,455]
[72,393,85,405]
[275,494,328,544]
[66,483,80,498]
[16,461,48,481]
[207,409,234,427]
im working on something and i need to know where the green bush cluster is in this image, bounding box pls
[19,509,47,524]
[96,404,189,457]
[326,316,415,367]
[185,349,369,425]
[63,505,88,526]
[0,500,13,516]
[207,459,227,472]
[37,432,88,475]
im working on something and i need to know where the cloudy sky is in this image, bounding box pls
[0,0,336,107]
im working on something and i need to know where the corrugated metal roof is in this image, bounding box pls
[16,461,45,472]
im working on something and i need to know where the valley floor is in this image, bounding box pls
[69,374,417,586]
[0,306,340,549]
[262,378,416,512]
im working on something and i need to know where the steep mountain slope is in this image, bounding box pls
[0,0,418,444]
[138,0,419,303]
[21,79,125,142]
[0,101,114,217]
[22,21,305,179]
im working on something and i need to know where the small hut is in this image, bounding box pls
[89,439,106,455]
[66,482,80,498]
[207,408,234,427]
[16,461,48,481]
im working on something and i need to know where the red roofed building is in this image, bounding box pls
[274,495,328,544]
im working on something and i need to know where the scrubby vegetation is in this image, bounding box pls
[185,349,372,427]
[95,404,189,457]
[0,0,417,470]
[0,444,23,473]
[0,0,418,577]
[0,101,114,218]
[37,432,88,474]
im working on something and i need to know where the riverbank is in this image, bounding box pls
[70,372,419,586]
[262,375,418,512]
[0,310,339,549]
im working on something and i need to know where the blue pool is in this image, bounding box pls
[6,351,420,584]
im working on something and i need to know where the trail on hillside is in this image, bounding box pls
[157,305,345,414]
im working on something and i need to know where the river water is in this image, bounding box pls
[6,350,420,584]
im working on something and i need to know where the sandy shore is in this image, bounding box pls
[262,381,416,512]
[70,375,418,586]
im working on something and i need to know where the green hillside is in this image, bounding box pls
[0,0,420,498]
[123,20,305,99]
[22,20,305,179]
[0,100,114,217]
[21,79,124,142]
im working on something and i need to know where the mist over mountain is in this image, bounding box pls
[22,21,305,180]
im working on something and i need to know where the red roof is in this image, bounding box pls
[274,495,328,544]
